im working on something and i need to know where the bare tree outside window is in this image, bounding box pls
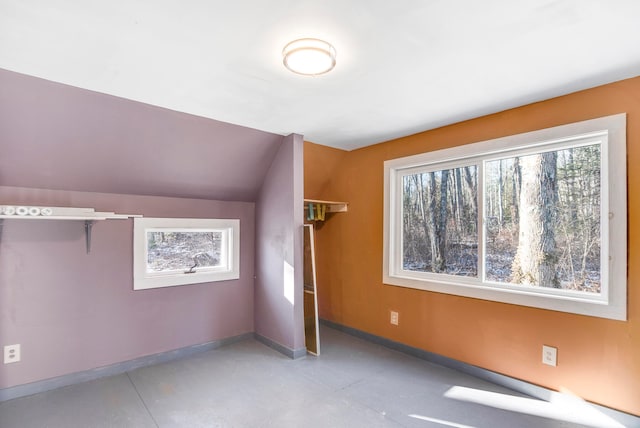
[146,231,222,273]
[486,145,601,292]
[402,166,478,276]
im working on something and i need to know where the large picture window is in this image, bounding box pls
[384,114,627,320]
[134,218,240,290]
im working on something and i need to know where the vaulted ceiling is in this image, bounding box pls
[2,1,640,151]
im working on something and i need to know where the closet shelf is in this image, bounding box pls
[0,205,141,253]
[303,199,348,213]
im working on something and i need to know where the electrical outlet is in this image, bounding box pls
[542,345,557,366]
[4,344,21,364]
[390,310,399,325]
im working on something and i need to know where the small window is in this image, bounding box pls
[134,218,240,290]
[384,114,627,320]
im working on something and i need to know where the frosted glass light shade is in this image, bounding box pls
[282,38,336,76]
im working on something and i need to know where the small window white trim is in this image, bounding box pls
[383,114,627,320]
[134,217,240,290]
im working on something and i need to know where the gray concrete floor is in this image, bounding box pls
[0,326,613,427]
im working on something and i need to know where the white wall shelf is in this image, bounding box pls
[0,205,141,253]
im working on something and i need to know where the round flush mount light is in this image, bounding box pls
[282,38,336,76]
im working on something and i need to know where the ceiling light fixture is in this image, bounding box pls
[282,38,336,76]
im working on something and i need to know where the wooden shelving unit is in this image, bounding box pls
[303,199,348,213]
[302,198,348,355]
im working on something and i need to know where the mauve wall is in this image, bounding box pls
[0,68,284,202]
[0,186,255,389]
[255,134,305,353]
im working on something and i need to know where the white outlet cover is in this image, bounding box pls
[390,311,399,325]
[542,345,557,366]
[4,344,21,364]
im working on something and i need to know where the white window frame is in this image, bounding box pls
[383,114,627,320]
[133,217,240,290]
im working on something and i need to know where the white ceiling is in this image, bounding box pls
[1,0,640,151]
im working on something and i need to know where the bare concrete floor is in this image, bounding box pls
[0,325,620,427]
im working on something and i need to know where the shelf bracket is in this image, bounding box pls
[84,220,94,254]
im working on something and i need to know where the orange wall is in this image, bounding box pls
[304,76,640,416]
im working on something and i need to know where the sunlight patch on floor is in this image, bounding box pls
[444,386,624,428]
[408,414,476,428]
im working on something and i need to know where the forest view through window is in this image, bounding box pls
[134,218,240,290]
[146,230,223,273]
[402,145,601,293]
[384,114,627,320]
